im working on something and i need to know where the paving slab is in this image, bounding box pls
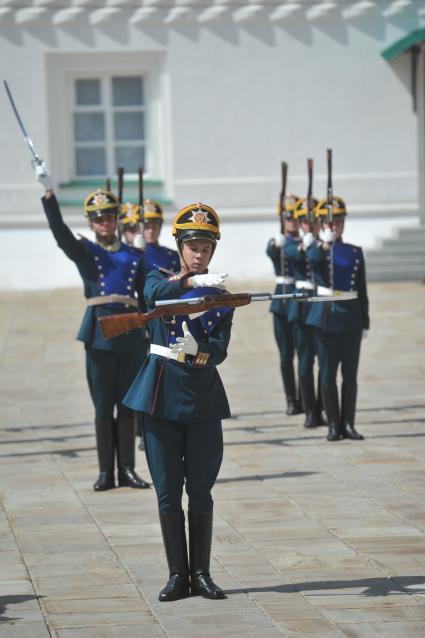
[0,281,425,637]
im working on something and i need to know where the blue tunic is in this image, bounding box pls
[124,269,234,422]
[306,240,369,334]
[144,243,179,274]
[266,238,296,316]
[42,194,148,354]
[283,237,314,324]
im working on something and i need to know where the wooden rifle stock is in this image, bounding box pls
[99,293,252,340]
[307,158,314,229]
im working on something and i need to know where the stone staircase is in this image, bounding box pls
[365,223,425,281]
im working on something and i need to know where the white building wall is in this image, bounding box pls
[0,4,423,288]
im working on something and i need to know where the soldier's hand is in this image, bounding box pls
[133,234,144,249]
[172,321,198,356]
[191,273,228,289]
[35,162,54,192]
[274,233,286,247]
[321,227,336,244]
[302,232,314,248]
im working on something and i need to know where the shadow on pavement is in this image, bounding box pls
[217,471,319,484]
[0,594,43,623]
[226,575,425,598]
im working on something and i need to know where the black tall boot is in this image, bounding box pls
[299,373,319,428]
[341,383,364,440]
[316,371,327,426]
[189,511,226,600]
[115,417,150,488]
[94,418,115,491]
[281,364,302,415]
[322,385,341,442]
[158,511,190,602]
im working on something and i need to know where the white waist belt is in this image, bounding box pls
[295,280,315,290]
[276,276,295,285]
[87,294,139,308]
[317,286,333,296]
[150,343,186,363]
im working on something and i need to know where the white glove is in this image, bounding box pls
[362,330,368,340]
[274,234,286,247]
[320,227,336,243]
[191,272,228,289]
[302,232,314,248]
[172,321,198,356]
[35,162,53,191]
[133,234,145,249]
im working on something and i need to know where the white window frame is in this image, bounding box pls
[71,73,147,179]
[46,52,169,185]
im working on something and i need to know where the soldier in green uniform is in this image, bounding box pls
[306,197,369,441]
[266,195,302,415]
[34,164,150,491]
[124,203,231,602]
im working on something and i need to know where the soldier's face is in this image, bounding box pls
[124,226,140,245]
[181,239,213,273]
[144,221,161,244]
[333,218,345,239]
[90,213,117,239]
[284,218,298,234]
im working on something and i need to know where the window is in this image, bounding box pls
[73,76,146,178]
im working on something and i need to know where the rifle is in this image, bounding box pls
[4,80,43,167]
[326,148,334,290]
[137,166,146,249]
[279,161,288,235]
[117,166,124,240]
[99,290,357,340]
[105,177,111,192]
[306,158,314,230]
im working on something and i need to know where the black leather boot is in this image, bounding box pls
[115,417,150,488]
[281,364,302,415]
[341,383,364,440]
[300,373,319,428]
[94,419,115,491]
[136,414,145,451]
[189,511,226,600]
[316,371,327,426]
[158,511,190,602]
[322,385,341,442]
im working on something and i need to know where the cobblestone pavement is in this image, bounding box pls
[0,281,425,638]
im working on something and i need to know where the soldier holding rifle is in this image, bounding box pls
[284,159,323,428]
[266,162,302,416]
[123,203,231,602]
[120,167,179,273]
[306,150,369,441]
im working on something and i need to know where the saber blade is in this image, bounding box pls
[3,79,42,165]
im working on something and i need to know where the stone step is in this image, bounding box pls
[367,267,425,281]
[374,242,425,254]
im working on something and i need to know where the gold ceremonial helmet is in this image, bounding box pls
[172,202,221,243]
[276,194,300,219]
[119,202,141,227]
[294,196,319,220]
[315,196,347,219]
[84,189,120,220]
[141,199,163,223]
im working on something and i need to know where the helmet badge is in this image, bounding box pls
[93,192,107,208]
[189,206,210,224]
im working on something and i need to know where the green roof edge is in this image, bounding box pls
[382,27,425,61]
